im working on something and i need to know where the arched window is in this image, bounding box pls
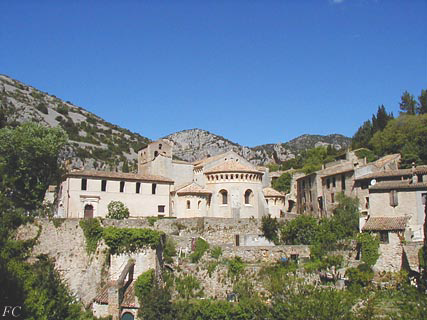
[187,200,191,209]
[198,200,202,209]
[244,189,253,205]
[219,190,228,205]
[121,312,134,320]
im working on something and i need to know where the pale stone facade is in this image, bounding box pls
[57,139,283,219]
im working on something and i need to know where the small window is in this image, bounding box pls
[81,178,87,191]
[158,205,165,213]
[341,174,346,190]
[365,197,369,209]
[332,177,336,188]
[159,143,162,150]
[101,180,107,192]
[379,231,389,244]
[186,200,191,209]
[389,190,398,207]
[152,183,157,195]
[136,182,141,194]
[331,193,335,203]
[154,151,159,157]
[326,178,330,189]
[244,189,253,205]
[120,181,125,193]
[220,190,228,205]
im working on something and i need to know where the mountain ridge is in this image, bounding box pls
[0,74,352,168]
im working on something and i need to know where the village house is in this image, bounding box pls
[360,166,427,272]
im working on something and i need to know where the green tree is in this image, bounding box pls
[352,120,373,149]
[272,172,292,193]
[370,114,427,166]
[175,274,203,300]
[0,122,68,210]
[261,214,280,244]
[418,89,427,114]
[399,90,417,115]
[106,201,130,219]
[280,214,319,245]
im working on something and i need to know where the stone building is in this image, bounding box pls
[360,166,427,272]
[296,152,401,217]
[57,139,283,219]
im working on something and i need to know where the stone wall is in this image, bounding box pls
[373,232,403,273]
[16,219,108,307]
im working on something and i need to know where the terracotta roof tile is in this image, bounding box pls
[205,161,261,174]
[356,166,427,181]
[362,216,408,231]
[176,183,212,195]
[263,187,285,197]
[66,170,173,183]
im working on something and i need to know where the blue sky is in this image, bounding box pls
[1,0,425,146]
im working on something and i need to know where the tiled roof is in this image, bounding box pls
[356,166,427,181]
[205,161,261,174]
[362,216,408,231]
[176,182,212,195]
[66,170,173,183]
[370,181,427,190]
[372,154,401,169]
[263,187,285,197]
[192,152,229,167]
[94,282,138,308]
[172,159,191,165]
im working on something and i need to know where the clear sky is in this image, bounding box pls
[1,0,426,147]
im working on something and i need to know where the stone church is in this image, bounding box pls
[57,139,285,219]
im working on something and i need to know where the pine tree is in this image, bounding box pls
[399,91,417,115]
[418,89,427,115]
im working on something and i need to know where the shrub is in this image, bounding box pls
[280,215,319,245]
[175,274,203,300]
[345,263,374,289]
[102,227,163,254]
[357,232,380,267]
[163,237,177,264]
[79,218,103,254]
[261,214,280,243]
[56,105,68,115]
[210,246,222,260]
[189,238,209,263]
[36,103,48,114]
[135,269,155,302]
[227,256,245,280]
[106,201,129,220]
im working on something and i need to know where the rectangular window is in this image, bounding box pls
[389,190,398,207]
[101,180,107,192]
[120,181,125,193]
[81,178,87,191]
[365,197,370,209]
[331,193,335,203]
[379,231,389,244]
[341,174,346,190]
[152,183,157,195]
[136,182,141,194]
[158,205,165,213]
[326,178,330,189]
[332,177,336,188]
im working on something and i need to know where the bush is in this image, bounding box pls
[261,214,280,243]
[345,263,374,289]
[163,237,177,264]
[56,105,69,115]
[106,201,129,220]
[79,218,103,254]
[102,227,163,254]
[189,238,209,263]
[210,246,222,260]
[175,274,203,300]
[135,269,155,302]
[280,215,319,245]
[357,233,380,267]
[227,256,245,280]
[36,103,48,114]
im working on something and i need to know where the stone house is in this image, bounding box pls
[360,167,427,272]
